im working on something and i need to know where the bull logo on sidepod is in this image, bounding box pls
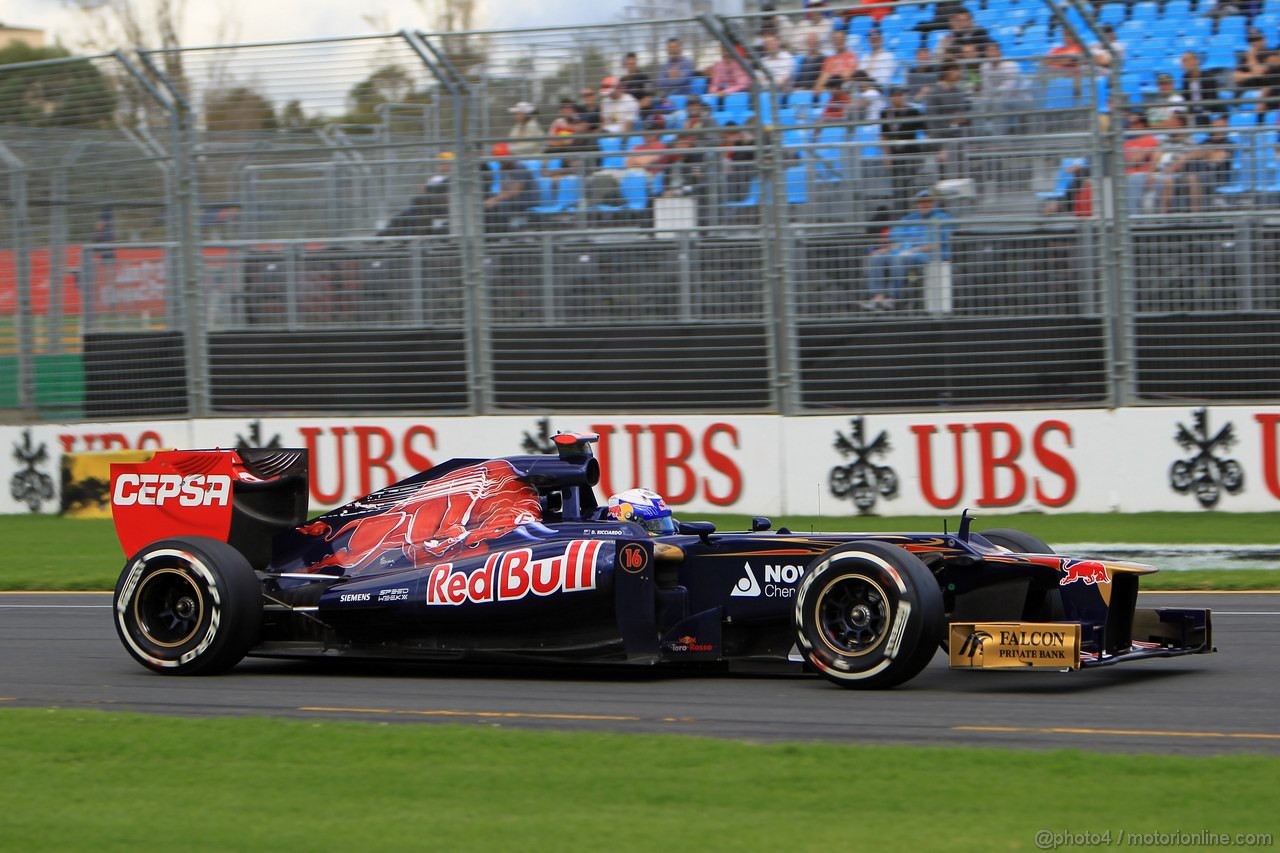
[297,459,541,575]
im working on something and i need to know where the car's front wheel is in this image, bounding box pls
[794,542,944,689]
[113,536,262,675]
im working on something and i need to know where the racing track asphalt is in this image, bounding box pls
[1,591,1277,757]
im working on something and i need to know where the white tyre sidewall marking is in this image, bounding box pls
[794,549,914,682]
[117,548,223,669]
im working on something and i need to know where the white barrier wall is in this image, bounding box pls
[4,406,1279,516]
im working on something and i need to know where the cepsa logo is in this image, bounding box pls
[112,473,232,507]
[426,540,602,606]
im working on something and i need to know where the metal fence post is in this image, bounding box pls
[0,144,33,413]
[407,30,490,414]
[700,14,795,415]
[124,50,209,417]
[1057,0,1134,406]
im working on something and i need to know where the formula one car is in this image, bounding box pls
[108,434,1213,688]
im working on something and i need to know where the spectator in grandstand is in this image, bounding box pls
[923,63,971,178]
[850,71,887,122]
[379,152,453,238]
[863,190,954,311]
[820,76,853,121]
[863,27,898,89]
[841,0,898,26]
[1207,0,1262,28]
[957,43,984,93]
[625,117,669,176]
[620,52,653,103]
[793,0,836,50]
[661,133,708,204]
[1232,28,1269,94]
[795,33,828,92]
[600,76,641,134]
[815,29,859,93]
[719,121,757,203]
[906,46,940,96]
[947,7,993,51]
[1044,33,1085,77]
[483,143,537,232]
[1039,159,1093,216]
[577,87,602,131]
[708,45,752,96]
[1149,113,1196,211]
[760,31,795,90]
[1156,114,1234,211]
[658,38,696,98]
[1238,48,1280,117]
[978,42,1031,135]
[1123,110,1161,214]
[506,101,543,157]
[681,96,720,132]
[881,87,927,205]
[914,0,966,37]
[1147,72,1188,128]
[546,99,588,153]
[1179,52,1222,126]
[758,2,796,50]
[1087,23,1125,69]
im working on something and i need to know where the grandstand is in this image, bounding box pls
[2,0,1279,420]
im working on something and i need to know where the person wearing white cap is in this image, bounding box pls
[506,101,543,157]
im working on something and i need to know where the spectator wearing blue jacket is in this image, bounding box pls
[864,190,954,310]
[658,38,696,97]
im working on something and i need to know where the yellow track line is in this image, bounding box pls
[299,706,646,722]
[0,698,15,702]
[955,725,1280,741]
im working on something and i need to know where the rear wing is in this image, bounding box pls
[111,448,309,568]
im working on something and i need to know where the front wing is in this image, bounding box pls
[949,608,1214,671]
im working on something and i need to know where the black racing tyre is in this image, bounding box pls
[113,536,263,675]
[794,541,944,689]
[980,528,1053,555]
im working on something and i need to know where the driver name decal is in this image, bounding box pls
[426,540,602,606]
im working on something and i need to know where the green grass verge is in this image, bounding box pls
[2,513,1277,591]
[0,708,1275,851]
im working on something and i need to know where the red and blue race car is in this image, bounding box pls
[109,433,1213,689]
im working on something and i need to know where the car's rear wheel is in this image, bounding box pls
[980,528,1053,555]
[794,542,944,689]
[113,536,262,675]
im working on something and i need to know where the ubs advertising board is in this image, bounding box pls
[3,407,1279,516]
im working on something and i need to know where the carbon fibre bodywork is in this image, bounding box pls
[109,435,1213,679]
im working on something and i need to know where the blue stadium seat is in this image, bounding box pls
[1043,77,1078,110]
[619,172,649,210]
[1218,15,1247,43]
[785,164,808,204]
[813,125,847,182]
[1216,136,1252,196]
[1099,3,1127,25]
[725,178,760,208]
[668,94,688,112]
[1164,0,1191,19]
[1037,157,1087,202]
[690,75,708,96]
[534,175,554,207]
[532,174,582,214]
[1132,1,1159,22]
[598,136,625,170]
[723,91,752,123]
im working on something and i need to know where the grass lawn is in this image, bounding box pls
[1,512,1277,591]
[0,708,1275,851]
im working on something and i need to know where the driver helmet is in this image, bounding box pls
[607,488,677,535]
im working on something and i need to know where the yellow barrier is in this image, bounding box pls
[60,450,156,519]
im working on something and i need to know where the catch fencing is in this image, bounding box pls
[3,0,1279,421]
